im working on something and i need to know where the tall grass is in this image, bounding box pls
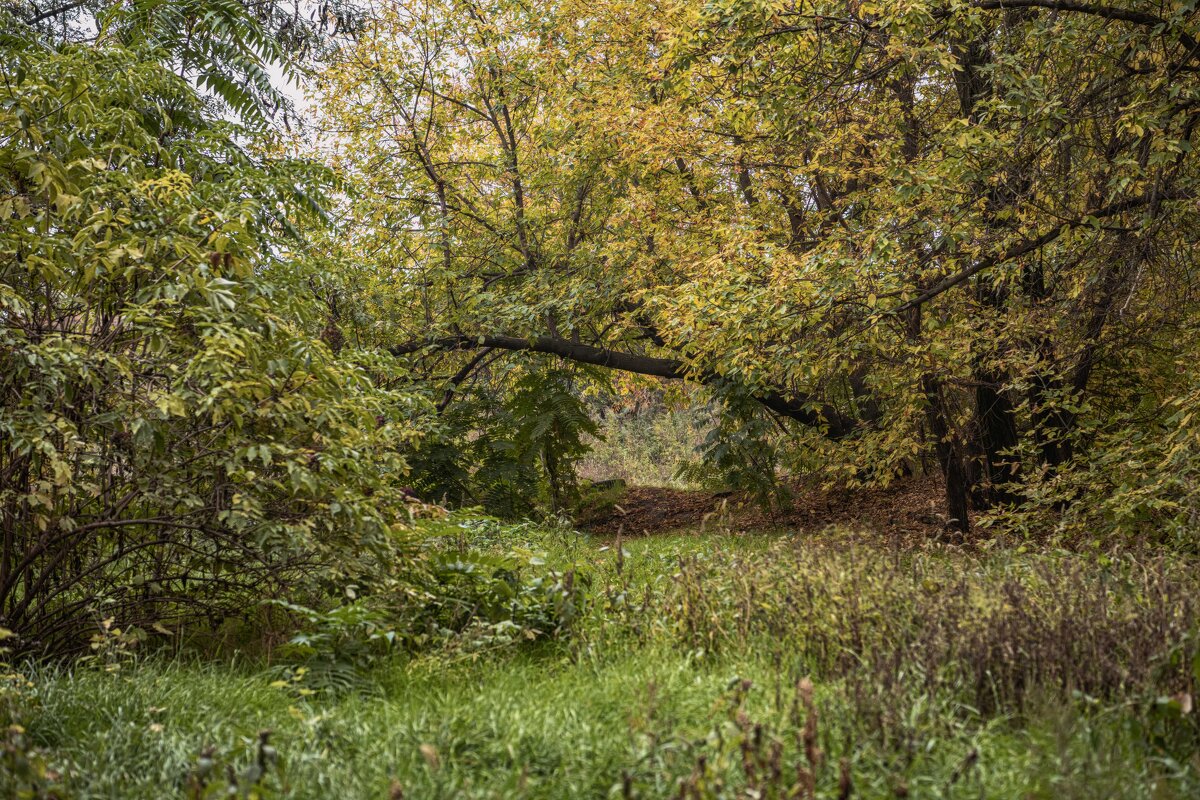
[4,530,1199,798]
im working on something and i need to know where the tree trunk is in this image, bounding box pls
[923,375,971,533]
[1030,337,1073,469]
[974,365,1021,506]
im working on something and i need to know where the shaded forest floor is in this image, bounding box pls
[582,474,947,542]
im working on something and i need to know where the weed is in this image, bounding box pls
[8,531,1200,798]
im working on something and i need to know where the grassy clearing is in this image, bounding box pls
[578,407,712,489]
[6,530,1200,798]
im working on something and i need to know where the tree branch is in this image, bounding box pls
[391,334,859,437]
[437,346,496,412]
[971,0,1199,55]
[27,1,87,26]
[893,189,1193,313]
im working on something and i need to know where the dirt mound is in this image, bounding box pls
[583,475,947,541]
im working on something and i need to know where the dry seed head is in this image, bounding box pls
[798,677,814,708]
[795,763,815,799]
[768,740,783,777]
[418,743,440,771]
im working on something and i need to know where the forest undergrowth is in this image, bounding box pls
[5,524,1198,799]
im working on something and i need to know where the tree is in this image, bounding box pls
[314,0,1200,535]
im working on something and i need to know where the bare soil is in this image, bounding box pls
[582,475,948,542]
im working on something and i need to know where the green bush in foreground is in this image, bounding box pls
[0,23,425,657]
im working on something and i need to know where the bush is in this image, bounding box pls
[410,548,589,652]
[0,35,423,656]
[263,518,593,693]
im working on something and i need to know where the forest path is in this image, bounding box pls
[581,474,949,542]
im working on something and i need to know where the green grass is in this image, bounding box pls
[578,406,713,488]
[16,644,1195,798]
[7,530,1200,798]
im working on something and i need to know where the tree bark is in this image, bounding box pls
[974,367,1021,505]
[923,375,972,533]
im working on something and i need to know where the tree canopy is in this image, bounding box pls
[1,3,423,653]
[314,0,1200,532]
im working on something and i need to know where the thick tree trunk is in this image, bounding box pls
[1030,337,1075,469]
[977,382,1021,495]
[973,365,1021,507]
[904,296,971,533]
[923,376,972,533]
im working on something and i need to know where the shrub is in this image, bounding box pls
[579,404,714,489]
[0,34,423,656]
[410,549,590,652]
